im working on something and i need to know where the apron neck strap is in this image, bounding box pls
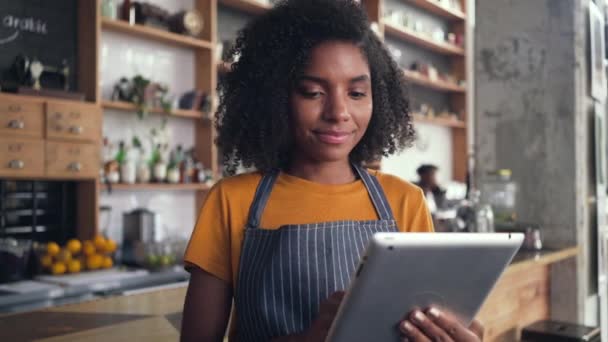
[247,169,280,228]
[352,164,395,221]
[246,164,395,229]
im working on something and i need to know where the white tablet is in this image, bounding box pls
[327,232,524,342]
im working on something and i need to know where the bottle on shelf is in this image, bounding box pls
[152,144,168,182]
[119,141,136,184]
[136,147,151,183]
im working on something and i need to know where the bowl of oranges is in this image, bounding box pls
[39,236,118,276]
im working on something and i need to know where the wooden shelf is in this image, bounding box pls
[100,183,212,191]
[101,18,214,50]
[403,70,465,93]
[413,113,466,128]
[406,0,466,21]
[102,100,209,120]
[383,22,465,56]
[219,0,271,15]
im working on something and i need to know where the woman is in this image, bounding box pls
[181,0,483,341]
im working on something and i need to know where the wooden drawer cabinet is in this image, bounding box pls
[0,138,45,177]
[45,141,98,179]
[46,102,101,142]
[0,98,44,139]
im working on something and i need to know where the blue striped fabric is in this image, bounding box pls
[235,165,397,341]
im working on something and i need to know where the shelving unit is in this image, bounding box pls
[218,0,270,14]
[405,0,466,21]
[102,100,210,120]
[97,0,219,233]
[372,0,469,181]
[382,22,465,56]
[100,183,212,191]
[101,18,214,50]
[403,69,465,93]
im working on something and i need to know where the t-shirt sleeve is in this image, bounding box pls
[403,188,435,233]
[184,182,232,284]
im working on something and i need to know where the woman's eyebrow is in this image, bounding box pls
[297,74,370,84]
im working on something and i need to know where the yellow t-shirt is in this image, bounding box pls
[184,170,434,286]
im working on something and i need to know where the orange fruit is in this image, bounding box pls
[40,254,53,269]
[56,249,72,263]
[67,260,82,273]
[46,242,60,256]
[51,262,67,275]
[66,239,82,255]
[104,239,117,254]
[102,256,113,269]
[93,236,106,252]
[83,241,95,256]
[86,254,103,270]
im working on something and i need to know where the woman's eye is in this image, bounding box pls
[301,91,323,99]
[349,91,366,99]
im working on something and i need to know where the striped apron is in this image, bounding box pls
[235,165,398,341]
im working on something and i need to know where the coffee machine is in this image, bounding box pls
[122,208,159,267]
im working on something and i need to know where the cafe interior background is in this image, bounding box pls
[0,0,607,341]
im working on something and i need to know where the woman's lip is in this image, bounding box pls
[314,131,352,144]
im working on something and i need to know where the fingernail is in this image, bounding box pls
[413,311,426,322]
[402,321,414,332]
[429,307,441,319]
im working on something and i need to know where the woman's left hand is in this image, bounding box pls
[399,307,484,342]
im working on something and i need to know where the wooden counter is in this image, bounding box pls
[477,247,579,341]
[0,248,578,341]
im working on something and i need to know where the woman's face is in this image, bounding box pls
[290,41,373,164]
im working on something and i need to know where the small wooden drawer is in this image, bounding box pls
[46,101,101,142]
[0,98,44,139]
[45,141,99,179]
[0,138,45,178]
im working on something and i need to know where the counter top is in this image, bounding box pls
[506,246,579,275]
[0,248,579,341]
[0,267,189,314]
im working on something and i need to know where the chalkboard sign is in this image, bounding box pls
[0,0,78,91]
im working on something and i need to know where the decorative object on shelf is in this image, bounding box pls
[119,1,204,38]
[408,61,464,87]
[432,28,446,43]
[447,33,456,45]
[168,10,204,37]
[119,141,137,184]
[1,54,82,100]
[102,138,120,184]
[179,90,212,113]
[111,77,131,102]
[110,75,173,118]
[101,0,119,19]
[151,143,168,182]
[132,2,171,27]
[167,166,180,183]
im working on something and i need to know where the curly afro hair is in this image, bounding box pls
[216,0,415,175]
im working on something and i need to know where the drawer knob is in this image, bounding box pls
[8,120,25,129]
[8,160,24,169]
[69,125,83,135]
[68,162,82,172]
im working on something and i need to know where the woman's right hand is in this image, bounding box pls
[272,291,345,342]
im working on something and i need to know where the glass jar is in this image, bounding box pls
[480,169,517,230]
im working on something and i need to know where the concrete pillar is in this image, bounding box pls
[475,0,597,323]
